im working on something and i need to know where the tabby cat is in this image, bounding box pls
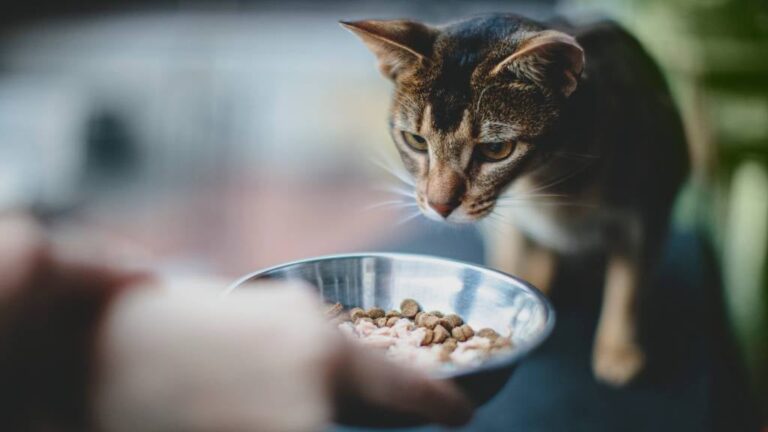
[342,14,688,385]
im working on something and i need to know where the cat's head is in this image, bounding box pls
[343,15,584,222]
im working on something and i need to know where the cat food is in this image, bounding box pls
[400,299,420,318]
[332,298,513,371]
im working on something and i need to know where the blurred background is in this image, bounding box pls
[0,0,765,429]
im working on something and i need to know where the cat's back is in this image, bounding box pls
[570,19,671,96]
[565,19,689,217]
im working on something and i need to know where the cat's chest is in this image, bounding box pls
[495,204,604,254]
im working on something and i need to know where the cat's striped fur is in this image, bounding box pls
[343,14,688,385]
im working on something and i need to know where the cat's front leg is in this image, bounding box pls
[592,253,645,385]
[483,223,557,296]
[483,220,526,277]
[522,244,557,297]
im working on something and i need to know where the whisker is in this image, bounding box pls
[368,157,415,187]
[485,211,518,227]
[519,162,592,195]
[495,200,597,209]
[497,193,568,202]
[497,198,567,204]
[476,83,501,112]
[362,200,418,211]
[373,184,415,199]
[553,151,600,159]
[482,214,505,227]
[479,218,504,237]
[395,211,422,226]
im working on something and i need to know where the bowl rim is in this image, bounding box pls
[225,252,556,379]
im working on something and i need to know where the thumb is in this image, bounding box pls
[333,340,473,427]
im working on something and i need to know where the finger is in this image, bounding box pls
[52,257,153,292]
[360,350,473,426]
[51,235,158,287]
[47,244,153,295]
[405,375,474,427]
[335,341,473,427]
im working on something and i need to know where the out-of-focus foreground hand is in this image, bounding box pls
[95,287,473,432]
[0,214,471,431]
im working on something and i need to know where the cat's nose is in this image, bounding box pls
[428,200,458,218]
[426,165,465,218]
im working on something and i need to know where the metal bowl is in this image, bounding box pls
[228,253,555,427]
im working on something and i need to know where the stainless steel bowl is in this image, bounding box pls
[228,253,555,427]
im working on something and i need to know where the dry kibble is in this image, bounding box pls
[422,314,440,330]
[337,300,510,369]
[356,317,374,325]
[385,310,401,318]
[350,308,367,321]
[460,324,475,339]
[451,326,467,342]
[438,318,454,331]
[421,328,434,346]
[414,311,425,325]
[477,328,500,340]
[414,313,427,327]
[433,325,450,343]
[443,338,458,352]
[444,314,464,328]
[367,307,385,319]
[400,298,421,318]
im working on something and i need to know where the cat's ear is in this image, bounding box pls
[340,19,437,81]
[492,30,585,97]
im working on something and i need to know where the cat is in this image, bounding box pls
[342,14,689,385]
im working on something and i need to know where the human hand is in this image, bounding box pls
[94,283,473,432]
[0,214,471,431]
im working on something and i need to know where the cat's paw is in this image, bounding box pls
[592,339,645,386]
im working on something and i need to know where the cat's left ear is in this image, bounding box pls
[492,30,585,97]
[340,19,437,81]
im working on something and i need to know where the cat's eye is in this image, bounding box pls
[478,141,516,161]
[401,131,428,152]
